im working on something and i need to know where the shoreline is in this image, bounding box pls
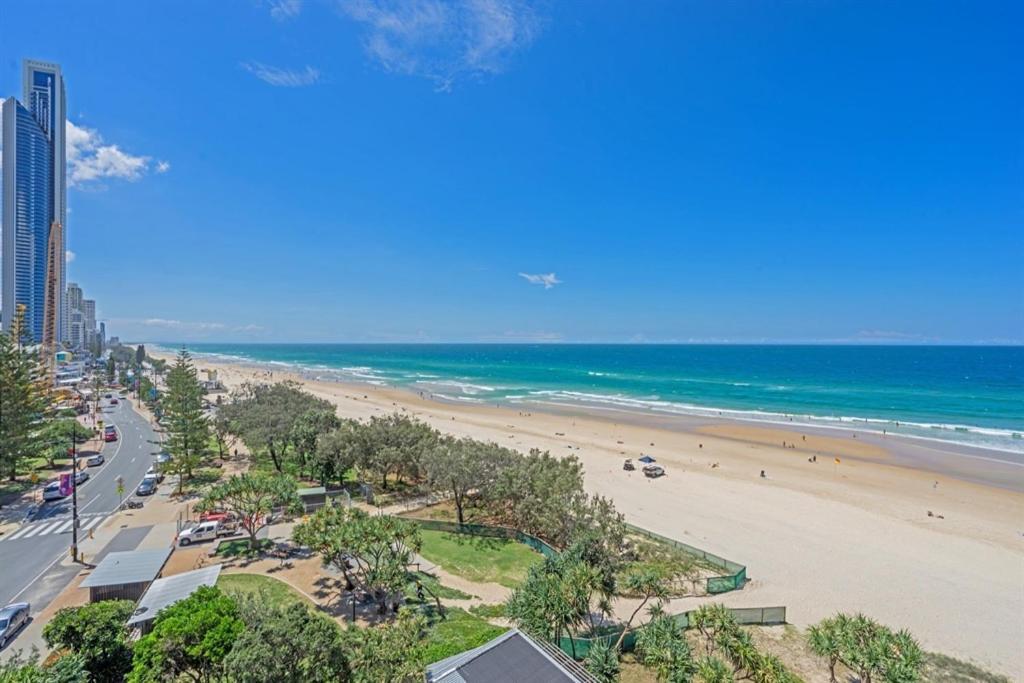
[150,349,1024,676]
[157,345,1024,491]
[155,345,1024,458]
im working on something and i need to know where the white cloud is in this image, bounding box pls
[518,272,561,289]
[338,0,543,90]
[66,249,76,263]
[66,121,165,187]
[269,0,302,20]
[143,318,227,331]
[242,62,321,87]
[156,160,171,173]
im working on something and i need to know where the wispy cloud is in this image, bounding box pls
[268,0,302,20]
[242,62,321,87]
[338,0,543,90]
[66,250,76,264]
[518,272,561,289]
[156,160,171,173]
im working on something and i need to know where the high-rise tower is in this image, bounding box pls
[1,59,66,344]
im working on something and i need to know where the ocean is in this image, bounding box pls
[170,344,1023,456]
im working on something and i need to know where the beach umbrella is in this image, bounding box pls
[639,455,656,464]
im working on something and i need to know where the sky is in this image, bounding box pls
[0,0,1021,344]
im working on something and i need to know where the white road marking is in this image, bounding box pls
[4,526,33,541]
[80,517,103,531]
[54,519,74,533]
[19,524,49,539]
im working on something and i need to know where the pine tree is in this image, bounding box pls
[163,349,211,493]
[0,310,49,481]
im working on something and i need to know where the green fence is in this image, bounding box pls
[556,605,787,658]
[404,518,560,559]
[625,523,747,594]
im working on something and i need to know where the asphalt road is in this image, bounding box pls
[0,397,162,620]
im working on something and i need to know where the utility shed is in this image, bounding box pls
[424,629,597,683]
[79,547,172,603]
[127,565,221,634]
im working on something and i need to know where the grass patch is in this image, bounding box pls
[421,607,507,665]
[468,603,506,620]
[406,571,475,602]
[418,529,542,589]
[921,652,1011,683]
[217,573,313,610]
[214,538,273,558]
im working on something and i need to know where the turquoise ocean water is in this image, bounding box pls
[171,344,1023,457]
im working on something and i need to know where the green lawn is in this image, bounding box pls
[417,530,542,589]
[217,573,313,610]
[421,608,507,665]
[214,538,273,558]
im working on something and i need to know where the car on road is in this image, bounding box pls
[136,477,158,496]
[110,398,119,405]
[0,602,30,649]
[104,425,118,442]
[177,521,233,546]
[73,470,89,485]
[42,481,66,501]
[104,393,112,399]
[86,453,104,467]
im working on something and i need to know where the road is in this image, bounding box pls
[0,396,162,620]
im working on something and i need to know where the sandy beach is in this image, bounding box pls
[154,350,1024,677]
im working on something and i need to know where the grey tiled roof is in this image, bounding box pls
[425,629,596,683]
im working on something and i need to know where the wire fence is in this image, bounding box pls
[556,605,787,658]
[624,523,747,594]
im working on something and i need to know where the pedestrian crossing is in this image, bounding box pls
[0,513,110,543]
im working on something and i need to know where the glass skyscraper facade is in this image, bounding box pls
[1,60,66,344]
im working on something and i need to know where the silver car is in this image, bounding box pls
[0,602,29,649]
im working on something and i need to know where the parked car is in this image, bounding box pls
[642,464,665,478]
[145,466,165,483]
[0,602,30,649]
[86,454,104,467]
[154,452,172,465]
[177,521,232,546]
[73,471,89,485]
[136,477,158,496]
[42,481,66,501]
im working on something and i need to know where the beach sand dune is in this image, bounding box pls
[160,352,1024,677]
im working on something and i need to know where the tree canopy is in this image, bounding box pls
[162,349,211,492]
[195,472,301,547]
[42,601,135,683]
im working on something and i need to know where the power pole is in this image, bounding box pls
[70,427,79,562]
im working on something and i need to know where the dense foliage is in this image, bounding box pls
[0,320,49,482]
[42,601,135,683]
[807,613,923,683]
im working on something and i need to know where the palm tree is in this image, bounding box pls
[696,656,734,683]
[807,621,841,683]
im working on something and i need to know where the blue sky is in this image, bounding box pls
[1,0,1021,343]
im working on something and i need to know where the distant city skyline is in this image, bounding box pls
[1,2,1020,344]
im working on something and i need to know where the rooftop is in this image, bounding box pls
[79,547,171,588]
[126,565,221,626]
[425,629,596,683]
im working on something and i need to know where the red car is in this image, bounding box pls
[104,426,118,442]
[110,398,119,405]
